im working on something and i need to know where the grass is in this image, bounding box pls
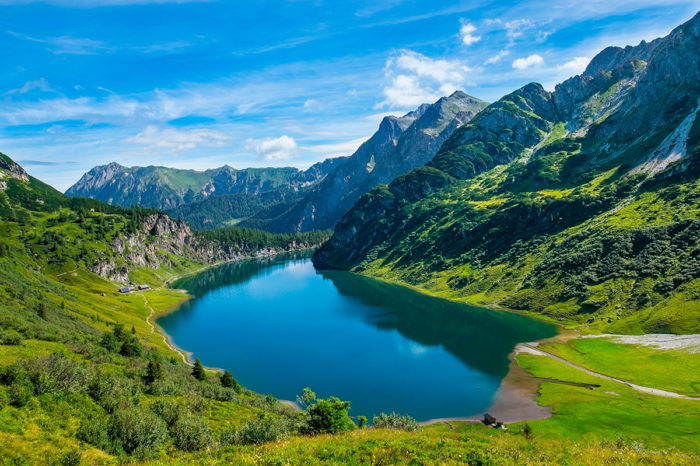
[151,423,699,465]
[516,352,700,453]
[541,337,700,396]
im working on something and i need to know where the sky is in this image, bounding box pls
[0,0,698,191]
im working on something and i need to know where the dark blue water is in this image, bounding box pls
[159,253,556,421]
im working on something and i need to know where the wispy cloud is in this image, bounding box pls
[4,78,53,95]
[8,31,113,55]
[302,137,366,157]
[124,125,229,154]
[484,49,510,65]
[16,159,78,166]
[0,0,209,6]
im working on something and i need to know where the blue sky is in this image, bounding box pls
[0,0,698,191]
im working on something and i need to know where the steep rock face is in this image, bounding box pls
[247,91,487,232]
[66,158,345,211]
[0,153,29,184]
[90,213,321,282]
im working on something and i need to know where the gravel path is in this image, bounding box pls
[517,342,700,400]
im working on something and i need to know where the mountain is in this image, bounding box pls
[314,12,700,334]
[243,91,488,232]
[1,153,327,283]
[65,157,346,212]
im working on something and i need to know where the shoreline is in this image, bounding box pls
[146,248,318,369]
[153,254,575,427]
[352,270,575,332]
[419,330,580,426]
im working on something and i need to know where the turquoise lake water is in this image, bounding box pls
[158,254,556,421]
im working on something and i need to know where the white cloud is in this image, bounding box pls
[248,135,298,161]
[4,78,53,95]
[124,125,229,154]
[459,21,481,46]
[512,54,544,69]
[484,49,510,65]
[378,50,469,108]
[557,56,590,73]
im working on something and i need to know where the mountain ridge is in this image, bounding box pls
[242,91,488,232]
[313,11,700,334]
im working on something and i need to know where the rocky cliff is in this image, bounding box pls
[245,91,488,232]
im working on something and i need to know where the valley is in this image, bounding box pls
[1,6,700,465]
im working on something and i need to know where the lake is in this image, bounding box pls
[158,253,556,421]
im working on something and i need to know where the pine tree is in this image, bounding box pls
[220,370,240,392]
[145,360,163,384]
[37,301,47,320]
[192,358,205,381]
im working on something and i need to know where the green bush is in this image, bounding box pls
[372,412,419,432]
[109,406,168,457]
[150,399,187,428]
[170,414,214,451]
[220,414,288,446]
[0,329,23,345]
[8,382,32,407]
[27,354,89,395]
[77,416,111,450]
[304,396,355,435]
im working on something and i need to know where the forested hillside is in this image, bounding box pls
[314,12,700,335]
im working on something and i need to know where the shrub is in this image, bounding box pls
[220,414,288,446]
[109,406,168,457]
[77,417,111,450]
[58,449,82,466]
[170,414,213,451]
[304,396,355,435]
[88,372,139,412]
[198,383,237,402]
[372,412,419,432]
[0,329,23,345]
[8,382,32,407]
[357,415,367,428]
[27,354,89,395]
[150,399,186,428]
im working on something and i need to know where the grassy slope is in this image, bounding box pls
[2,158,699,463]
[352,122,700,334]
[155,424,698,465]
[516,351,700,453]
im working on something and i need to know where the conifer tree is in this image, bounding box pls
[192,358,205,381]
